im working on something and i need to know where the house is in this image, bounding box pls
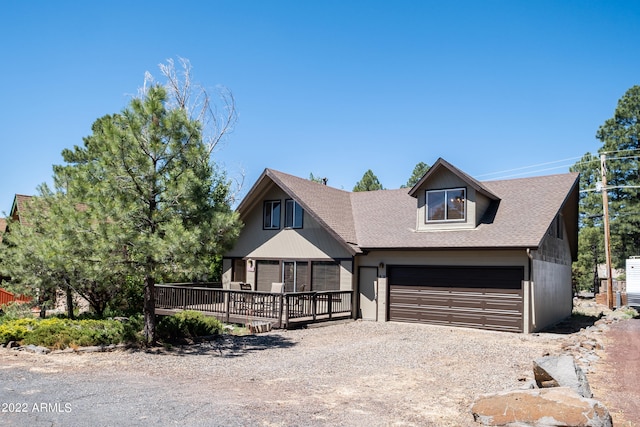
[222,158,580,333]
[0,196,34,307]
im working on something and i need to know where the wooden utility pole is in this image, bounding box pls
[600,154,614,309]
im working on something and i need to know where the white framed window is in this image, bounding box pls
[426,188,466,222]
[263,200,281,229]
[285,199,303,228]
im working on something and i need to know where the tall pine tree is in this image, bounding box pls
[571,86,640,289]
[58,85,241,343]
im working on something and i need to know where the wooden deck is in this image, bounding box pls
[154,284,353,328]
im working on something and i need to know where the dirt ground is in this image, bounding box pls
[0,301,637,426]
[589,318,640,427]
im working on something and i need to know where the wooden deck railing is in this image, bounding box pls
[0,288,31,306]
[154,284,353,328]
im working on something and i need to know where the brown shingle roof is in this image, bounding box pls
[0,218,6,243]
[352,172,579,250]
[10,194,34,225]
[237,166,579,255]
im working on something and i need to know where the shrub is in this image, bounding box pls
[0,317,131,349]
[157,310,223,342]
[0,318,37,342]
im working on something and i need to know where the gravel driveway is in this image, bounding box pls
[0,320,568,426]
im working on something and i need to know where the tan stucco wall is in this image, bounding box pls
[528,224,573,332]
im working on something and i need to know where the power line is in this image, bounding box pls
[475,155,584,178]
[478,151,639,181]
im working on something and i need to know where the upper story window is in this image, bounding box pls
[426,188,466,222]
[285,199,303,228]
[263,200,281,229]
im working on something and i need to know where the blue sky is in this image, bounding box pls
[2,1,639,214]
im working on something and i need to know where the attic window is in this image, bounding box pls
[263,200,281,230]
[285,199,303,228]
[426,188,466,222]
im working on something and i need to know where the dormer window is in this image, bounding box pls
[426,188,466,222]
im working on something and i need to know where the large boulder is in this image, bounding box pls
[471,387,612,427]
[533,355,592,398]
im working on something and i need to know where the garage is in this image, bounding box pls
[388,265,524,332]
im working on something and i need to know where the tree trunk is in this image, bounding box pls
[143,274,157,345]
[66,285,75,320]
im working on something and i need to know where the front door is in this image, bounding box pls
[359,266,378,321]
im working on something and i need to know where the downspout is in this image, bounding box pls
[526,248,535,332]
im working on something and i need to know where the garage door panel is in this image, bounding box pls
[388,266,524,332]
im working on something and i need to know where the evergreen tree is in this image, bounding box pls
[571,86,640,289]
[56,85,241,343]
[401,162,430,188]
[353,170,384,192]
[595,86,640,263]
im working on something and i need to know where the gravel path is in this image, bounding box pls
[0,321,568,426]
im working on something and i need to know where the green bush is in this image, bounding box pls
[157,310,223,342]
[0,318,37,342]
[0,317,135,349]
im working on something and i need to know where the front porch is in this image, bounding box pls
[154,284,354,328]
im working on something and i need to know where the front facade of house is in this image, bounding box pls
[222,158,579,333]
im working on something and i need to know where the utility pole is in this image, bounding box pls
[600,154,614,309]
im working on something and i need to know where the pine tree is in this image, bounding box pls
[353,170,384,192]
[57,85,241,343]
[401,162,430,188]
[571,86,640,289]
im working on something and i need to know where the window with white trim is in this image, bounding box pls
[284,199,303,228]
[263,200,281,229]
[426,188,466,222]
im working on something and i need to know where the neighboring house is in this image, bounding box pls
[0,195,34,306]
[222,158,579,333]
[9,194,33,225]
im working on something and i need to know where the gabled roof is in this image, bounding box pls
[236,163,580,257]
[10,194,34,225]
[238,169,360,254]
[408,157,499,200]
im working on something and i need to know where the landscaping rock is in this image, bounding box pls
[23,344,51,354]
[533,355,592,398]
[471,387,612,427]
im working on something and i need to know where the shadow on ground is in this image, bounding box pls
[542,312,602,334]
[137,333,297,358]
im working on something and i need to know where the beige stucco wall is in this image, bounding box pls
[528,221,573,332]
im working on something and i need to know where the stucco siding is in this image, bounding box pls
[529,226,573,331]
[530,259,572,331]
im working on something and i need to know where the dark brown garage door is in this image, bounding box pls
[388,265,524,332]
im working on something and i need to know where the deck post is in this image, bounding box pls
[182,287,187,310]
[224,291,230,323]
[312,293,317,321]
[278,293,285,328]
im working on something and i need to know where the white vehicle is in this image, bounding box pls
[627,257,640,307]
